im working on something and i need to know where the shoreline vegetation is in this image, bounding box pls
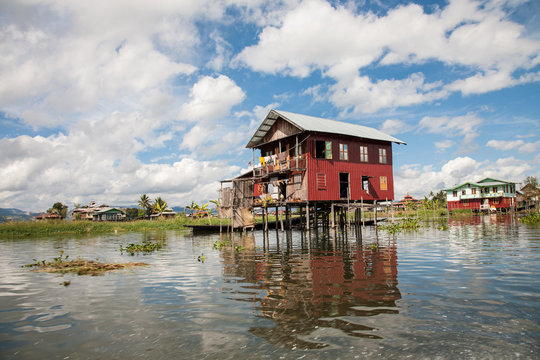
[1,208,538,238]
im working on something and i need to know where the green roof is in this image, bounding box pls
[444,178,515,191]
[93,208,125,215]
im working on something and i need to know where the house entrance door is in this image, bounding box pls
[339,173,349,199]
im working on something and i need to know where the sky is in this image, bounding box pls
[0,0,539,212]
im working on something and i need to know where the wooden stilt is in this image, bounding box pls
[306,203,311,235]
[374,200,377,227]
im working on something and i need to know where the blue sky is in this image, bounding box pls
[0,0,539,211]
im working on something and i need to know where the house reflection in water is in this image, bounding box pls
[220,234,401,349]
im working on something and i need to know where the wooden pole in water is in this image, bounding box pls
[306,202,310,235]
[280,203,284,232]
[374,200,377,227]
[361,197,365,229]
[331,202,335,229]
[219,183,223,234]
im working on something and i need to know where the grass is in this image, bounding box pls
[24,251,147,276]
[0,214,230,238]
[520,212,540,224]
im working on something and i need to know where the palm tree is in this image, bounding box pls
[152,197,167,217]
[185,201,197,218]
[138,194,151,219]
[154,200,168,218]
[209,199,221,217]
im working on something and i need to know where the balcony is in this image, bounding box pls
[253,155,307,178]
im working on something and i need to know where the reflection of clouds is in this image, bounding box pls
[220,232,401,349]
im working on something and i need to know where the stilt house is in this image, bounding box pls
[445,178,517,212]
[221,110,406,228]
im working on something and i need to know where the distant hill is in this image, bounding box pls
[0,208,41,223]
[172,206,185,214]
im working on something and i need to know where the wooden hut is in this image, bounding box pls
[221,110,406,229]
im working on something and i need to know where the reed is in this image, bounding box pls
[0,215,230,238]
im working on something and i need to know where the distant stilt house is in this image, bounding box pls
[220,110,406,229]
[35,213,62,221]
[394,193,421,210]
[150,209,177,220]
[72,201,111,220]
[92,208,126,221]
[445,178,517,212]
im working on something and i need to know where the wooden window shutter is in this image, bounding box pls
[380,176,387,191]
[325,141,332,159]
[316,173,327,190]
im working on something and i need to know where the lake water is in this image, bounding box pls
[1,215,539,359]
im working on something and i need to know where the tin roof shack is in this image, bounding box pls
[445,178,517,212]
[221,110,405,229]
[92,208,126,221]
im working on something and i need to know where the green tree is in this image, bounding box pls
[209,199,221,217]
[138,194,151,219]
[153,197,168,217]
[185,201,196,217]
[47,202,68,218]
[524,176,538,187]
[125,208,139,220]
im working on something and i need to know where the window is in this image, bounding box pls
[462,190,466,195]
[339,143,348,160]
[453,191,457,197]
[315,140,332,159]
[293,174,302,190]
[493,187,497,193]
[472,188,476,195]
[316,173,327,190]
[360,146,368,162]
[362,176,370,193]
[380,176,387,191]
[379,148,387,164]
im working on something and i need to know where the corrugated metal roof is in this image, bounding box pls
[246,109,406,148]
[444,178,515,191]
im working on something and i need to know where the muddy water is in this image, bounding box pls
[0,215,538,359]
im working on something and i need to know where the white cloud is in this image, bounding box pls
[487,139,540,153]
[0,123,241,211]
[435,139,455,151]
[395,156,532,199]
[379,119,413,135]
[236,0,540,113]
[418,113,483,152]
[178,75,246,123]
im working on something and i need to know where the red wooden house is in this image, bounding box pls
[247,110,405,203]
[221,110,406,228]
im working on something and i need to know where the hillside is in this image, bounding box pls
[0,208,40,222]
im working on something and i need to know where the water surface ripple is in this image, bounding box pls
[0,215,538,359]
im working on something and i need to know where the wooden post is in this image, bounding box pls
[374,200,377,227]
[313,202,318,230]
[219,183,223,234]
[331,202,335,229]
[347,195,351,229]
[361,197,365,228]
[306,203,310,234]
[279,203,284,232]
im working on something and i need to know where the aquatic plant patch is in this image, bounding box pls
[120,241,162,255]
[25,252,147,276]
[520,212,540,224]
